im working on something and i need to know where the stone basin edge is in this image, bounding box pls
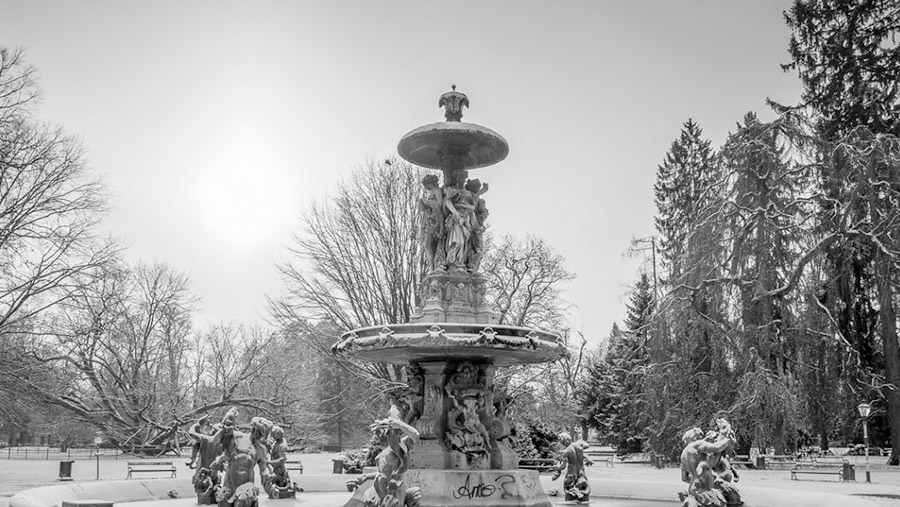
[10,475,879,507]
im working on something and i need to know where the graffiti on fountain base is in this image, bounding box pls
[450,473,538,502]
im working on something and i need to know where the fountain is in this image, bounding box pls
[332,87,567,507]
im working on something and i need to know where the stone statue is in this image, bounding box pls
[398,369,425,426]
[443,171,476,271]
[194,467,218,503]
[551,432,591,503]
[445,392,491,469]
[187,414,214,469]
[444,362,491,469]
[264,425,297,499]
[346,415,421,507]
[419,174,446,272]
[212,408,273,507]
[463,178,488,272]
[188,415,223,504]
[678,418,740,507]
[489,388,512,443]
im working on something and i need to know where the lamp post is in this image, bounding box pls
[857,402,871,483]
[94,431,103,480]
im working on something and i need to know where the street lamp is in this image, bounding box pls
[94,430,103,480]
[857,402,871,483]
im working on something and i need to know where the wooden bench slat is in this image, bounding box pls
[518,459,557,472]
[127,460,176,479]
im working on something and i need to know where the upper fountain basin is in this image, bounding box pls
[398,121,509,170]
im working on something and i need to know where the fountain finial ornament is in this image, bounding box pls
[439,85,469,122]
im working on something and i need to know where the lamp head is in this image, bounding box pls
[857,402,871,419]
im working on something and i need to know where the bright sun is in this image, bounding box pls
[194,132,293,252]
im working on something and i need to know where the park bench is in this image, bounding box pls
[585,449,616,467]
[518,458,558,473]
[126,460,176,479]
[285,459,304,474]
[762,455,796,470]
[617,453,655,466]
[731,454,753,468]
[790,456,850,481]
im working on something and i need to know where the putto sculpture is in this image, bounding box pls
[678,418,741,507]
[185,408,300,507]
[188,415,223,504]
[550,432,591,503]
[346,412,422,507]
[264,425,296,499]
[213,408,273,507]
[334,88,566,506]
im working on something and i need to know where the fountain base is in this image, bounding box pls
[343,469,553,507]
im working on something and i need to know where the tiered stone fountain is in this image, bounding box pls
[332,87,566,507]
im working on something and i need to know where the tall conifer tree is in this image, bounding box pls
[785,0,900,461]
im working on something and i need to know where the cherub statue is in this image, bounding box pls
[678,418,740,507]
[551,432,591,503]
[346,414,421,507]
[264,425,296,498]
[188,415,223,501]
[212,409,273,507]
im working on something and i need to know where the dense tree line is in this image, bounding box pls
[581,0,899,464]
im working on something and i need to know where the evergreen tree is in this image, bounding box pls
[625,273,654,336]
[653,119,718,279]
[580,276,654,451]
[646,119,731,458]
[783,0,900,138]
[579,324,624,445]
[785,0,900,462]
[717,112,816,452]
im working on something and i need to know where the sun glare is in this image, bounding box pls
[194,129,294,252]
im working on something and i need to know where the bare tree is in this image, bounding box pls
[270,157,425,385]
[271,158,581,441]
[482,234,575,330]
[0,47,116,337]
[2,261,290,454]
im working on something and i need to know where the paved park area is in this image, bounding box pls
[2,452,898,507]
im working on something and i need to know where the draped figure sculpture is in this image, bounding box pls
[443,172,476,271]
[419,174,445,272]
[463,178,488,272]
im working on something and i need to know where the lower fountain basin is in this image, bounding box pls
[332,323,565,366]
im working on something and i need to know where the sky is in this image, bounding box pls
[1,1,803,344]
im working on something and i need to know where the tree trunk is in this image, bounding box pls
[875,254,900,465]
